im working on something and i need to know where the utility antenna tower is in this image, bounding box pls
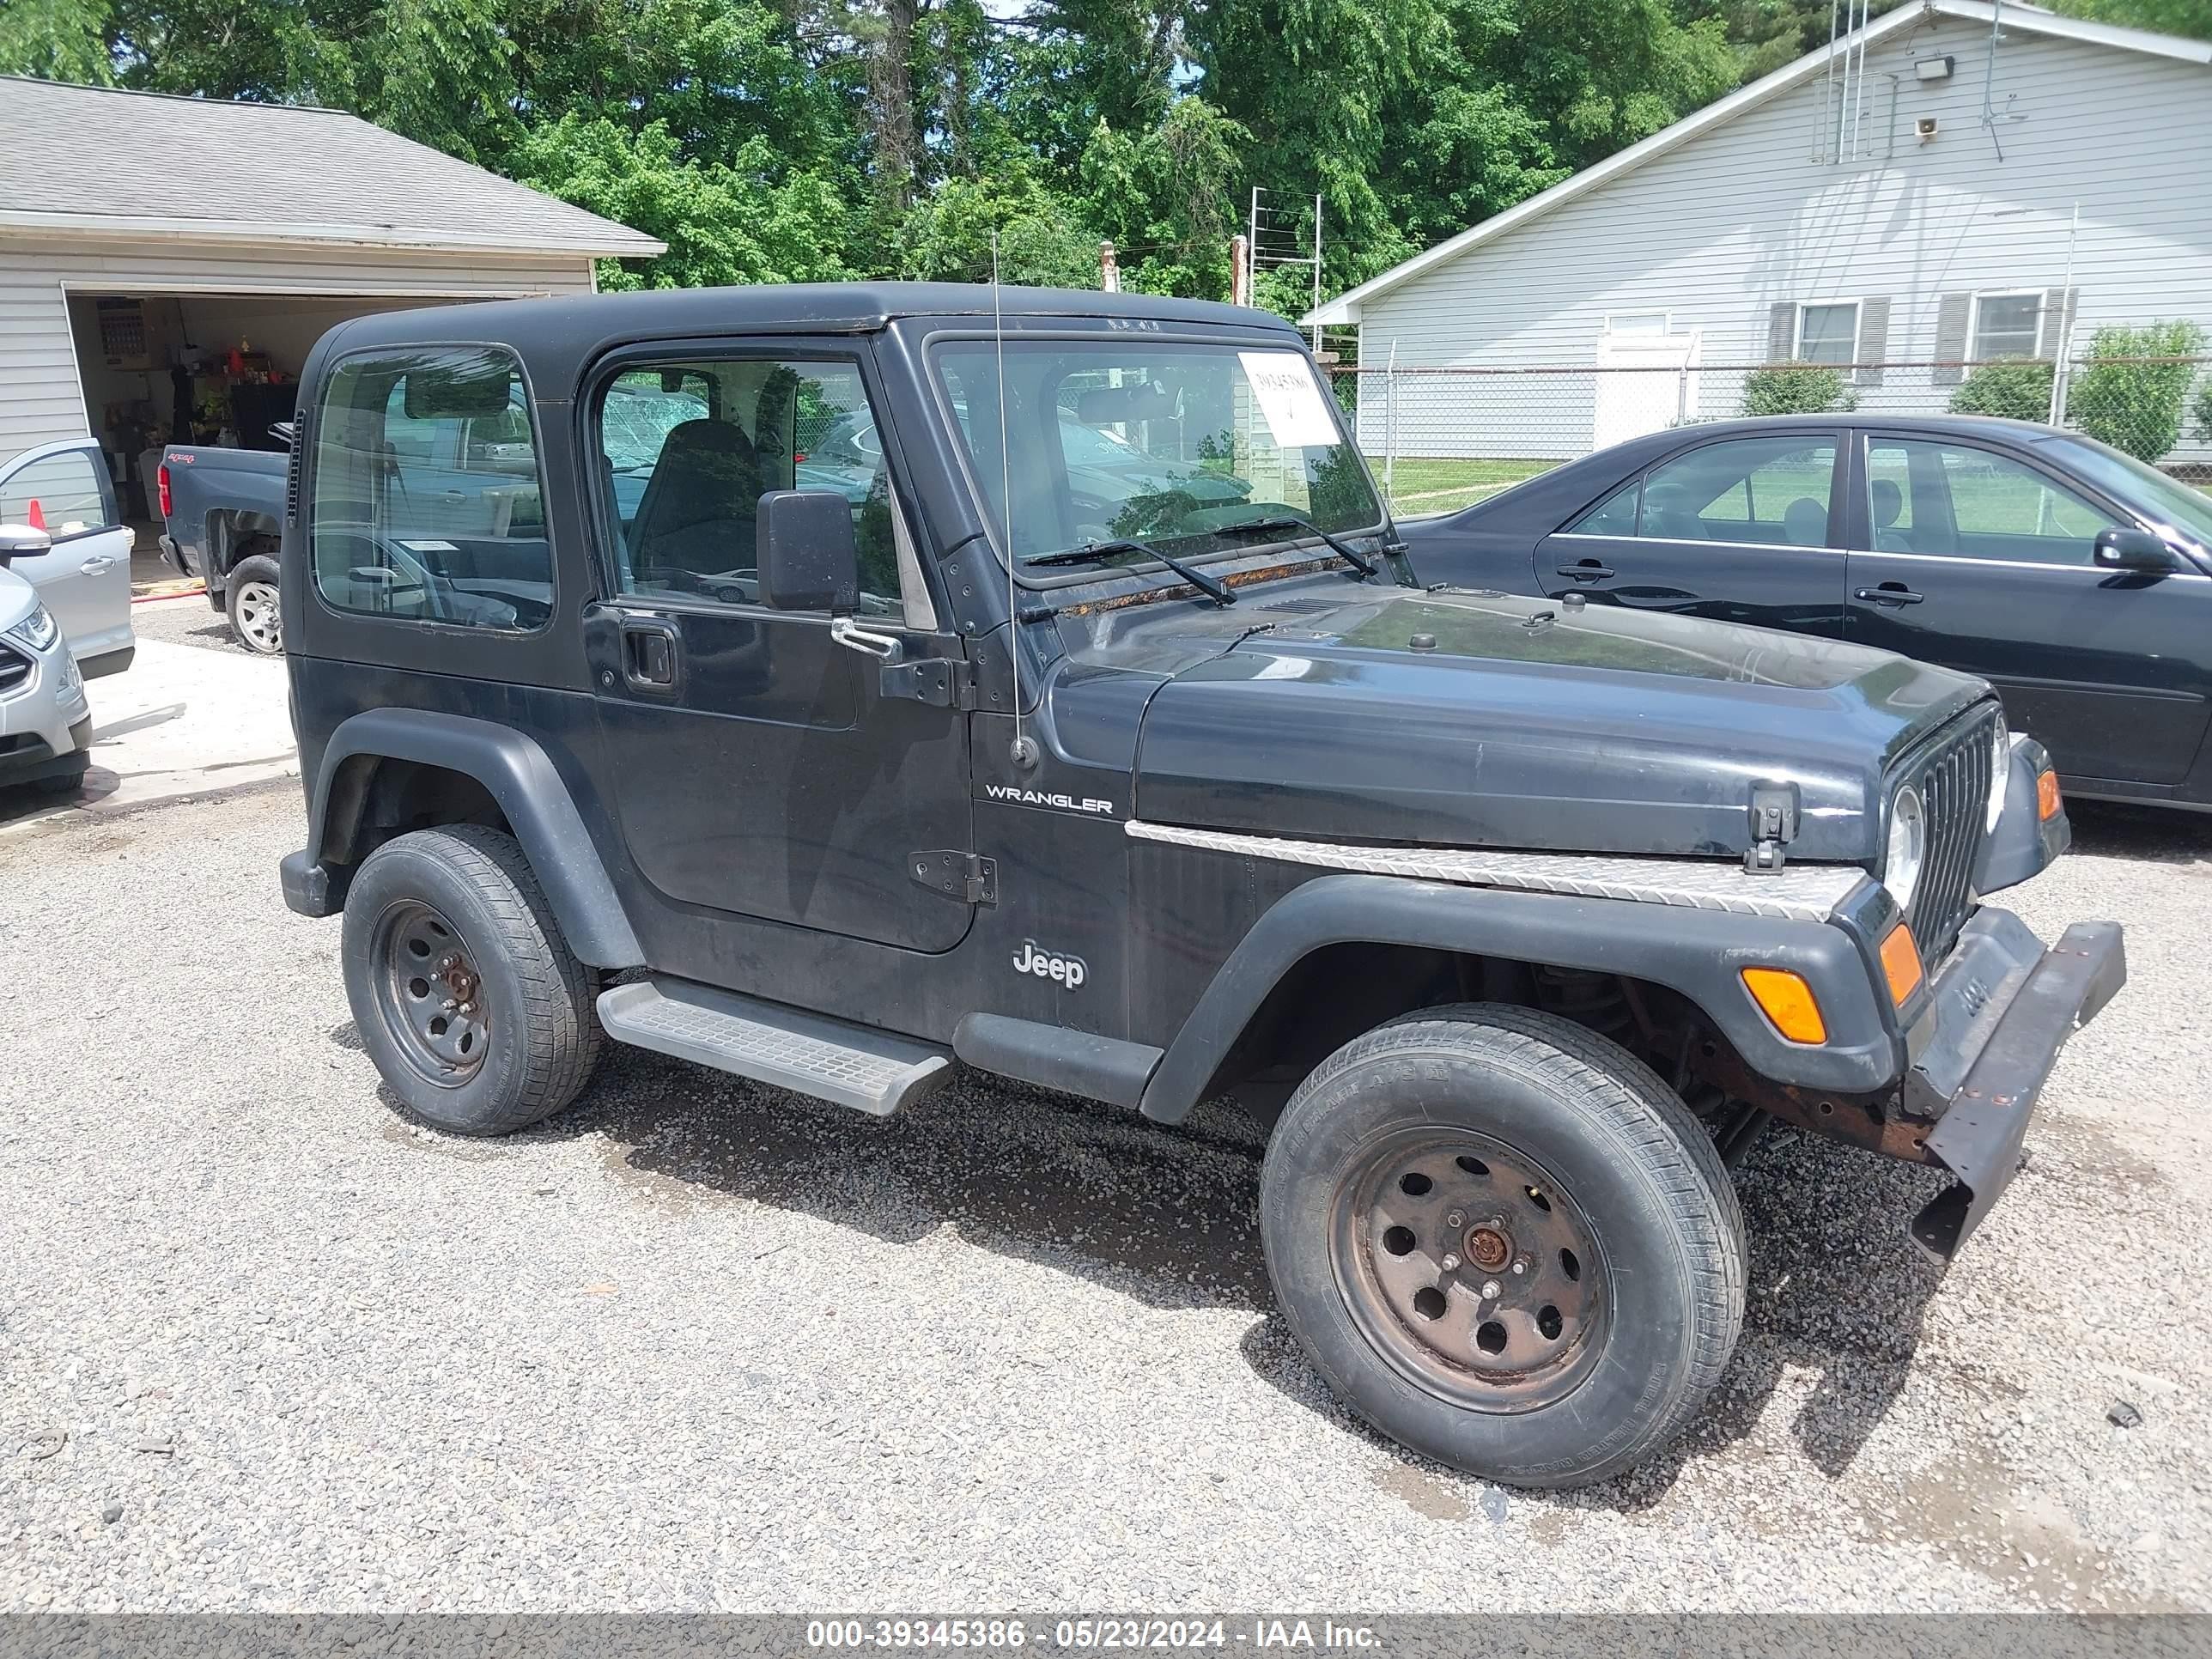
[1248,187,1324,349]
[1817,0,1873,163]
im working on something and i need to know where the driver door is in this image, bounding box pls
[584,344,974,954]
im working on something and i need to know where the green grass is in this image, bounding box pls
[1366,456,1559,516]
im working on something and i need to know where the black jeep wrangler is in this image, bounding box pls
[278,283,2123,1489]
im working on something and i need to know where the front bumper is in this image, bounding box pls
[1902,909,2126,1260]
[0,640,92,782]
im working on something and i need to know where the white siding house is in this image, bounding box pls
[0,77,661,505]
[1308,0,2212,465]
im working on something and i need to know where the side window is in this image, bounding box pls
[1570,478,1639,535]
[1638,437,1837,548]
[595,357,905,617]
[310,346,551,631]
[0,448,113,538]
[1869,440,2107,566]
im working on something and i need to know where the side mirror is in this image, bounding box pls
[0,522,52,568]
[757,489,859,613]
[2094,526,2182,574]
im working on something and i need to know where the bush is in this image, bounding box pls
[1949,361,2054,422]
[1742,365,1855,417]
[2192,375,2212,447]
[2069,321,2208,464]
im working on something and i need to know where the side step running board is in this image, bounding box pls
[597,977,953,1117]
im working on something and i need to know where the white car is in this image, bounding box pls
[0,439,136,679]
[0,537,93,793]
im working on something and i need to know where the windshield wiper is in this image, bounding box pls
[1215,514,1378,578]
[1026,538,1235,606]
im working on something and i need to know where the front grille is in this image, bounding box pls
[1893,706,1998,959]
[0,641,27,696]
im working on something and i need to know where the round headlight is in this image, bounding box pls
[1987,708,2010,831]
[1886,784,1927,913]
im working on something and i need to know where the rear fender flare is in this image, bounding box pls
[1137,873,1900,1122]
[308,708,643,968]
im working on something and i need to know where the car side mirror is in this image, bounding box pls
[757,489,859,614]
[0,523,52,568]
[2094,526,2182,574]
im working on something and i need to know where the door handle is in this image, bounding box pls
[1855,584,1924,606]
[80,556,111,574]
[620,618,682,690]
[830,615,905,665]
[1556,562,1614,580]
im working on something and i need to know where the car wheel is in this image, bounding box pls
[341,825,603,1136]
[32,756,91,797]
[1260,1003,1745,1490]
[224,553,283,654]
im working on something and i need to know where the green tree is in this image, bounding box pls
[514,115,860,289]
[0,0,113,82]
[893,167,1100,286]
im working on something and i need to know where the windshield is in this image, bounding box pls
[2044,434,2212,550]
[934,338,1383,566]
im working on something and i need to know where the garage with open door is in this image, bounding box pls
[0,76,663,586]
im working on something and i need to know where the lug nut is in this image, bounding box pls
[1481,1279,1502,1298]
[1441,1253,1461,1272]
[1444,1209,1467,1229]
[1512,1256,1529,1275]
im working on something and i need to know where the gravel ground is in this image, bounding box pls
[130,593,258,659]
[1,785,2208,1613]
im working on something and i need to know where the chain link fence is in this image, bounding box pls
[1324,354,2212,518]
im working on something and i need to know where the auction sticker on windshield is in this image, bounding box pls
[1238,350,1340,448]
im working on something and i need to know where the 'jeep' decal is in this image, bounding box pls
[1013,940,1087,989]
[983,782,1115,816]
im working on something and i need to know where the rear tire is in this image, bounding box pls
[225,551,283,653]
[342,825,603,1135]
[1259,1003,1745,1490]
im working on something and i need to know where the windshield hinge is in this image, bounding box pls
[882,657,978,710]
[910,849,997,905]
[1744,781,1801,873]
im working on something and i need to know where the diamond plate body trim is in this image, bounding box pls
[1124,822,1869,921]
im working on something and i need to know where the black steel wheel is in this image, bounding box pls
[366,899,491,1089]
[1333,1130,1608,1413]
[340,825,601,1135]
[1261,1003,1745,1490]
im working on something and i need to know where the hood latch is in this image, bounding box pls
[1745,781,1800,873]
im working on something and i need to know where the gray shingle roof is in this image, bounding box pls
[0,76,664,257]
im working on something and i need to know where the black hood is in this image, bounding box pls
[1046,578,1988,865]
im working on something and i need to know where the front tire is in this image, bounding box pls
[341,825,602,1135]
[1260,1004,1745,1490]
[224,551,283,654]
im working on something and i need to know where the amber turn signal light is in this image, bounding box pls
[1741,967,1827,1044]
[1880,921,1924,1004]
[2037,769,2062,821]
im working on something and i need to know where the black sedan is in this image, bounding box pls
[1401,413,2212,812]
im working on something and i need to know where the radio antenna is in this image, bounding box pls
[992,229,1036,769]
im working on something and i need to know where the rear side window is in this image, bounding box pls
[0,449,114,538]
[309,346,552,632]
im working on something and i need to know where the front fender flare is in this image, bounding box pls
[1137,873,1902,1123]
[307,708,643,968]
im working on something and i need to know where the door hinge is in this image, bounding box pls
[882,657,978,710]
[1745,781,1801,873]
[910,849,997,905]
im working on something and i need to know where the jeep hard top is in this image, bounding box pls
[277,283,2124,1488]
